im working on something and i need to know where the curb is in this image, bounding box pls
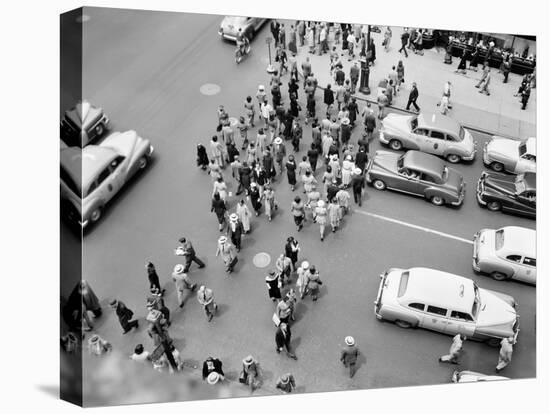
[292,68,520,140]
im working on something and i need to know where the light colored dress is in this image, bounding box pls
[236,202,251,233]
[327,202,340,228]
[341,160,355,186]
[212,180,228,201]
[264,190,276,218]
[302,175,317,193]
[314,205,327,225]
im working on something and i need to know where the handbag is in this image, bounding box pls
[239,370,248,384]
[272,312,281,327]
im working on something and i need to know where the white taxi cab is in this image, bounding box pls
[374,267,519,346]
[473,226,536,284]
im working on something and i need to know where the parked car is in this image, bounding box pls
[451,370,509,383]
[379,112,476,163]
[365,150,465,206]
[473,226,536,284]
[483,136,536,174]
[476,171,536,219]
[218,16,267,42]
[61,100,110,147]
[60,130,154,228]
[373,267,520,347]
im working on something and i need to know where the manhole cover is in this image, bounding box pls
[76,14,90,23]
[200,83,221,96]
[253,252,271,268]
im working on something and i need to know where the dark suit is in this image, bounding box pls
[275,325,296,358]
[115,301,138,333]
[227,220,244,251]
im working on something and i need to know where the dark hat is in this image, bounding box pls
[109,299,118,307]
[178,237,186,243]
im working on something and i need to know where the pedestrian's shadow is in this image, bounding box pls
[216,303,229,317]
[316,285,328,300]
[295,385,306,393]
[242,234,257,250]
[355,351,367,375]
[291,337,302,353]
[223,369,241,382]
[293,301,308,323]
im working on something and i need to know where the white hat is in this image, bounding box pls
[345,155,352,161]
[280,374,290,384]
[230,213,238,222]
[301,261,310,270]
[243,355,254,365]
[207,372,220,385]
[173,264,185,274]
[218,236,227,244]
[259,85,265,91]
[341,117,350,125]
[354,167,362,175]
[199,285,205,291]
[274,137,283,145]
[345,336,355,346]
[317,200,325,207]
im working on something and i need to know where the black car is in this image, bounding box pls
[476,171,536,219]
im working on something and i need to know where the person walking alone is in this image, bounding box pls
[109,298,139,335]
[351,167,365,206]
[496,337,515,373]
[171,264,197,308]
[211,192,227,232]
[176,237,206,272]
[399,30,409,57]
[236,198,251,234]
[197,285,218,322]
[265,270,282,301]
[215,235,238,274]
[275,322,298,360]
[291,196,306,231]
[227,213,244,252]
[276,373,296,393]
[340,336,359,378]
[284,236,300,272]
[306,265,323,300]
[438,334,465,364]
[406,82,420,111]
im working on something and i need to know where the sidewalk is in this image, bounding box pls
[289,25,536,138]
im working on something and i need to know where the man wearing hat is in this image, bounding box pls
[215,235,238,273]
[276,373,296,393]
[240,355,260,391]
[145,262,164,296]
[109,298,139,334]
[496,336,515,373]
[202,356,225,380]
[197,285,218,322]
[227,213,244,252]
[439,334,466,364]
[273,137,286,175]
[172,264,197,308]
[340,336,359,378]
[275,322,297,360]
[351,167,365,206]
[340,117,352,147]
[275,253,292,285]
[176,237,205,273]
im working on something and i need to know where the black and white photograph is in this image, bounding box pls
[3,0,548,413]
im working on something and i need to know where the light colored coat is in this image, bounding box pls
[236,202,251,232]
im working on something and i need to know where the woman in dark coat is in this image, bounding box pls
[284,236,300,271]
[368,38,376,65]
[342,27,349,50]
[324,84,334,116]
[283,110,294,140]
[347,97,359,126]
[211,192,227,231]
[456,49,468,73]
[249,182,262,216]
[265,270,282,301]
[290,96,301,118]
[291,120,303,152]
[146,262,163,295]
[285,154,297,191]
[197,144,209,170]
[239,161,252,194]
[288,78,299,100]
[262,150,275,180]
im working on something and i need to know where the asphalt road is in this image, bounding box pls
[67,8,536,403]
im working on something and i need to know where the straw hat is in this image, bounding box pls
[258,85,265,91]
[229,213,238,222]
[345,155,352,161]
[318,200,325,207]
[243,355,254,365]
[266,270,278,281]
[280,374,290,384]
[354,167,362,175]
[218,236,227,244]
[207,372,220,385]
[341,117,350,125]
[301,261,310,270]
[173,264,185,274]
[345,336,355,346]
[274,137,283,145]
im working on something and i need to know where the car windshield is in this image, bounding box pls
[410,116,418,131]
[495,229,505,250]
[518,142,527,156]
[397,155,405,170]
[397,271,409,297]
[515,174,526,193]
[223,16,245,25]
[471,283,481,318]
[457,126,465,141]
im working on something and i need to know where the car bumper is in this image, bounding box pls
[472,232,481,271]
[451,185,466,206]
[219,29,237,42]
[476,176,487,206]
[482,143,491,165]
[462,149,476,161]
[379,130,389,144]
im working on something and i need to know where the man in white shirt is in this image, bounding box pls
[130,344,151,363]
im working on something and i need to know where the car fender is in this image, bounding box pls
[424,187,450,203]
[82,195,104,223]
[481,259,514,278]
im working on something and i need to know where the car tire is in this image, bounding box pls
[431,195,445,206]
[446,154,461,164]
[138,155,149,170]
[389,139,403,151]
[373,179,386,191]
[491,271,510,281]
[487,201,502,211]
[486,337,502,348]
[395,319,413,329]
[490,162,505,172]
[90,207,102,223]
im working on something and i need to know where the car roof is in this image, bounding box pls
[418,112,461,136]
[222,16,247,24]
[521,172,536,190]
[501,226,536,257]
[60,146,117,193]
[403,150,445,178]
[400,267,475,313]
[525,137,536,155]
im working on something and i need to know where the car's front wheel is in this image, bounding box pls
[89,207,103,223]
[138,155,149,170]
[431,195,445,206]
[395,319,413,329]
[95,123,104,137]
[486,337,502,348]
[389,139,403,151]
[487,201,502,211]
[490,162,505,172]
[373,179,386,191]
[446,154,461,164]
[491,271,510,281]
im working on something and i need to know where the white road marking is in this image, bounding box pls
[353,210,474,245]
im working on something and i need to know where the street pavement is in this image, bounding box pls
[65,8,536,405]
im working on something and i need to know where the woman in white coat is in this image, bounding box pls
[235,199,251,234]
